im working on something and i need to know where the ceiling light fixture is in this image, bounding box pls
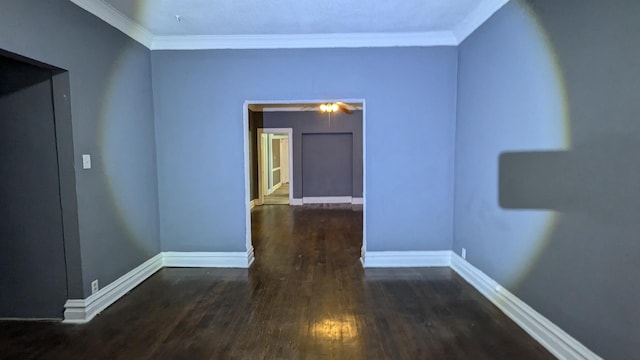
[320,103,340,113]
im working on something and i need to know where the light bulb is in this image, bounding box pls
[331,103,339,112]
[320,104,328,112]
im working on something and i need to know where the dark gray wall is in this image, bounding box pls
[259,110,363,199]
[1,0,160,298]
[0,63,67,318]
[153,48,457,252]
[455,0,640,358]
[248,110,263,200]
[302,133,353,197]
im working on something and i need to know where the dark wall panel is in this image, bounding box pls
[302,133,353,197]
[0,75,67,318]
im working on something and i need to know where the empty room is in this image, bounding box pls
[0,0,637,359]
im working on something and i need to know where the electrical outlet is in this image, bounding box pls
[461,248,467,259]
[91,280,99,295]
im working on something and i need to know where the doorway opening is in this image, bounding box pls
[243,100,367,265]
[257,128,293,206]
[0,49,80,319]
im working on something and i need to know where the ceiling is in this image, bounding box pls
[69,0,509,50]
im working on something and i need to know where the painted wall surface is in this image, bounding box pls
[0,67,67,318]
[302,133,353,197]
[152,48,457,252]
[455,0,640,358]
[0,0,160,297]
[262,110,363,199]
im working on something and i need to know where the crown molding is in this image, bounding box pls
[69,0,507,50]
[453,0,510,43]
[69,0,153,48]
[150,32,458,50]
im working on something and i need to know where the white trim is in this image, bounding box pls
[352,197,364,205]
[63,253,163,324]
[162,251,253,268]
[250,199,257,209]
[303,196,353,204]
[453,0,510,43]
[291,198,303,206]
[450,253,603,360]
[363,251,452,268]
[151,32,457,50]
[69,0,153,48]
[257,128,294,205]
[248,104,364,112]
[247,247,255,267]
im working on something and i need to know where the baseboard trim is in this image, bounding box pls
[352,197,364,205]
[247,247,255,267]
[303,196,353,204]
[450,253,602,360]
[363,251,452,268]
[162,251,253,268]
[291,198,303,206]
[250,199,257,209]
[63,249,254,323]
[63,253,163,324]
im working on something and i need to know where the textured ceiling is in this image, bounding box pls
[103,0,488,36]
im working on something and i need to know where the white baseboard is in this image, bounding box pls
[292,197,361,205]
[162,251,253,268]
[450,253,602,360]
[363,251,452,268]
[303,196,353,204]
[63,253,163,324]
[250,199,257,209]
[247,247,255,267]
[63,249,254,323]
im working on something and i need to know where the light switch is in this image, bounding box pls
[82,154,91,169]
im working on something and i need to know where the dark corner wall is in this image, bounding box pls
[152,48,457,253]
[0,0,160,299]
[455,0,640,358]
[249,110,363,200]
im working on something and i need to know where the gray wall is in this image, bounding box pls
[0,60,67,318]
[152,48,457,252]
[256,110,364,199]
[1,0,160,298]
[455,0,640,358]
[302,133,353,197]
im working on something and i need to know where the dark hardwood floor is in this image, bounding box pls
[0,205,553,359]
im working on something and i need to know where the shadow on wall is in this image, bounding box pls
[500,137,640,217]
[498,134,640,358]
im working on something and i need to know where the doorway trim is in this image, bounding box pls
[257,128,294,206]
[243,99,367,263]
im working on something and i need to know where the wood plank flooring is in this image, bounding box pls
[0,205,553,359]
[263,183,289,205]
